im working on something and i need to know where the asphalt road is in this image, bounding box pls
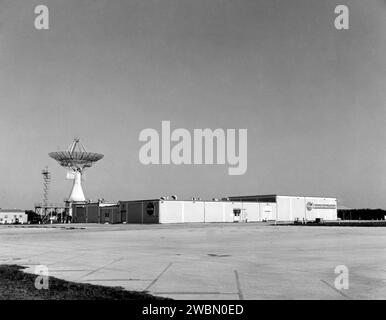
[0,223,385,299]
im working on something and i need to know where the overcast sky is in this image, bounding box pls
[0,0,385,209]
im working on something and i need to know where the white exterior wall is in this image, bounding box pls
[159,200,260,223]
[276,196,306,221]
[158,196,337,223]
[158,201,183,223]
[213,202,261,223]
[184,201,205,222]
[304,197,337,220]
[204,201,226,222]
[241,202,260,221]
[159,201,205,223]
[276,196,337,221]
[258,202,277,221]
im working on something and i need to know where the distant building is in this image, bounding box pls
[0,209,27,224]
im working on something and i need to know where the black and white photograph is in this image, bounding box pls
[0,0,385,315]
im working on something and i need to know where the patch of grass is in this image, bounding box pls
[0,265,170,300]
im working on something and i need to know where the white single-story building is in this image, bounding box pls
[0,209,27,224]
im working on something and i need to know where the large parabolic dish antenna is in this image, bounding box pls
[49,138,104,202]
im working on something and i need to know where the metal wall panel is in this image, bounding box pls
[258,202,277,221]
[241,202,260,222]
[86,205,99,223]
[112,207,121,224]
[125,202,143,223]
[276,197,291,221]
[291,197,306,221]
[276,196,306,221]
[204,202,224,222]
[73,206,86,223]
[183,201,205,223]
[159,201,183,223]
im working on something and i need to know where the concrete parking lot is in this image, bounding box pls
[0,223,385,299]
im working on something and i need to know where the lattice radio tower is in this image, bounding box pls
[42,166,51,216]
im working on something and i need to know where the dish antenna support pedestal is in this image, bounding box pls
[68,170,86,202]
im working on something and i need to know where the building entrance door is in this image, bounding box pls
[104,211,110,224]
[263,206,272,221]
